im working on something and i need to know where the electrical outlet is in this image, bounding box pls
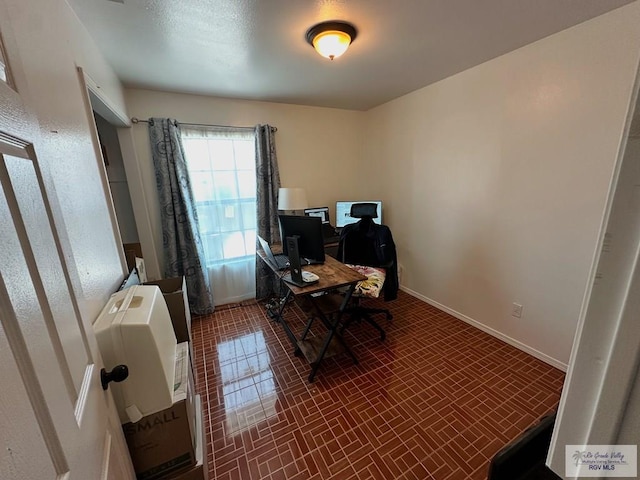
[512,303,523,318]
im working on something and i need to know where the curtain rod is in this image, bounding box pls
[130,117,276,132]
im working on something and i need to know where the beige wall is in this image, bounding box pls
[64,4,127,122]
[365,3,640,367]
[122,4,640,368]
[124,89,366,275]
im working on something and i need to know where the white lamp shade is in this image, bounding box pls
[278,187,309,211]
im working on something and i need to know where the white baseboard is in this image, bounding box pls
[399,286,568,372]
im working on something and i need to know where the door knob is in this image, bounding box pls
[101,365,129,390]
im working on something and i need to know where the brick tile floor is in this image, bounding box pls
[192,291,564,479]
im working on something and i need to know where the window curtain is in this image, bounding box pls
[148,118,214,314]
[255,124,281,300]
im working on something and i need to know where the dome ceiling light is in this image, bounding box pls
[305,21,358,60]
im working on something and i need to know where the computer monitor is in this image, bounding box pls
[278,214,326,264]
[336,201,383,228]
[304,206,330,224]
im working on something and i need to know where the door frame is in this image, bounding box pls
[79,68,162,280]
[77,66,128,276]
[547,56,640,477]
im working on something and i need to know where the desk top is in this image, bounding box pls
[258,249,366,296]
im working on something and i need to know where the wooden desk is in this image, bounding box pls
[258,250,366,382]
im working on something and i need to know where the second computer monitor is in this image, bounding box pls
[278,214,326,264]
[303,206,330,224]
[335,201,383,228]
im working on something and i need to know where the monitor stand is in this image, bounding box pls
[303,258,324,265]
[281,236,306,287]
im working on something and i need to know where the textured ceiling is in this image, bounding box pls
[68,0,634,110]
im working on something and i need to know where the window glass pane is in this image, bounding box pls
[209,140,235,170]
[202,234,224,262]
[183,139,211,171]
[235,142,255,170]
[190,171,214,202]
[212,171,239,200]
[237,171,256,199]
[241,202,256,230]
[222,231,247,259]
[195,207,216,235]
[244,230,256,255]
[215,203,241,233]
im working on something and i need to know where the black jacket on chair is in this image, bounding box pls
[337,219,399,301]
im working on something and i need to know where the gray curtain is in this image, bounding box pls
[148,118,214,315]
[255,124,281,299]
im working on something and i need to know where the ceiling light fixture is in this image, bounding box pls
[305,21,357,61]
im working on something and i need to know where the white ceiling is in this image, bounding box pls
[67,0,634,111]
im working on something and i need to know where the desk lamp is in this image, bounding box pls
[278,187,308,215]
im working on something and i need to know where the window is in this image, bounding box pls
[181,126,256,266]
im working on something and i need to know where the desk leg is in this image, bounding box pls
[273,290,302,356]
[307,291,358,365]
[330,286,359,365]
[300,316,314,341]
[307,286,358,383]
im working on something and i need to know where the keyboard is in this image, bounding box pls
[273,254,289,270]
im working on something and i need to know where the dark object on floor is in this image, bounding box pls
[487,411,561,480]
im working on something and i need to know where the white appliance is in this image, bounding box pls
[94,285,177,423]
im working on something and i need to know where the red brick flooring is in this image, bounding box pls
[191,290,564,480]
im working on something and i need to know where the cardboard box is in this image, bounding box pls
[136,257,147,283]
[168,395,208,480]
[123,343,196,480]
[144,277,191,344]
[123,243,143,272]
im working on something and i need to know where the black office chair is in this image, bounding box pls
[337,203,398,341]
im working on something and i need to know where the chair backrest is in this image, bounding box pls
[338,202,399,301]
[350,202,378,219]
[340,203,381,267]
[341,223,379,266]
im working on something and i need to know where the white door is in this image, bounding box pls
[0,7,135,480]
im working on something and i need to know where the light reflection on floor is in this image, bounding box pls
[217,331,277,434]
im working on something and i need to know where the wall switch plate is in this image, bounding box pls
[512,303,523,318]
